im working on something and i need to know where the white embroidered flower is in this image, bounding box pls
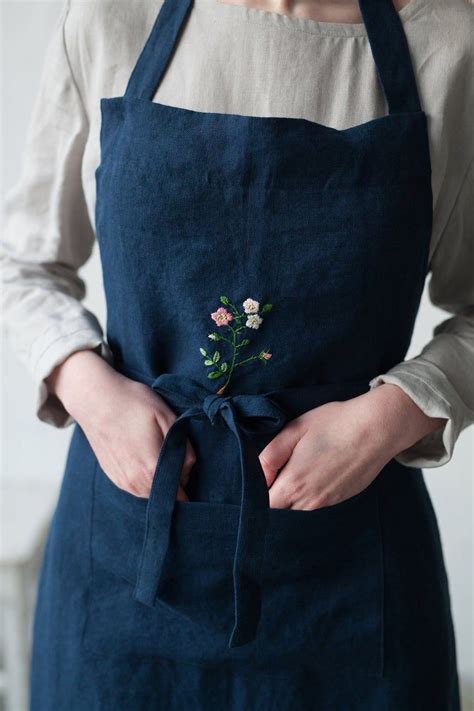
[243,298,260,314]
[208,333,219,341]
[246,314,263,330]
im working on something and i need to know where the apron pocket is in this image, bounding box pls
[259,475,384,676]
[83,459,384,676]
[83,460,238,665]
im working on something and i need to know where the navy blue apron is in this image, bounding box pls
[29,1,460,709]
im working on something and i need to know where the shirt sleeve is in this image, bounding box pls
[0,0,113,428]
[369,156,474,468]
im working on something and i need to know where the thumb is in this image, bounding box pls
[259,420,303,488]
[180,439,196,485]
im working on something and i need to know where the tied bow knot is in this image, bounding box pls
[152,373,287,433]
[202,393,231,426]
[202,390,287,435]
[133,372,287,648]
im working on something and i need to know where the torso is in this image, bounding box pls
[66,0,471,269]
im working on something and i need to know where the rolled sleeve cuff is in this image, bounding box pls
[369,360,463,469]
[33,326,114,428]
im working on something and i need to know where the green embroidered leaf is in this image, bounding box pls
[261,303,273,313]
[240,338,250,346]
[208,370,222,379]
[199,347,207,356]
[204,359,214,366]
[220,296,229,305]
[213,351,221,363]
[220,362,228,372]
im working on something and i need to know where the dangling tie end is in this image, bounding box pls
[227,581,263,649]
[133,578,161,609]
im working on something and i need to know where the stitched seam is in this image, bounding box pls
[61,0,89,126]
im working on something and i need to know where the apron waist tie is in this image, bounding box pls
[130,370,371,648]
[133,372,287,648]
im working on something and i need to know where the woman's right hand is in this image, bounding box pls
[45,348,196,500]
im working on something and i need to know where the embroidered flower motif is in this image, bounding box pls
[211,307,233,327]
[245,314,263,330]
[199,295,273,394]
[243,298,260,314]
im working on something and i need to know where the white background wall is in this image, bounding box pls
[1,1,473,708]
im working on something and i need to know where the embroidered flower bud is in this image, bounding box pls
[243,298,260,314]
[246,314,263,329]
[260,351,272,360]
[208,332,219,341]
[211,307,233,327]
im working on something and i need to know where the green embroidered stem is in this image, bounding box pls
[235,354,267,368]
[199,295,273,393]
[217,326,238,394]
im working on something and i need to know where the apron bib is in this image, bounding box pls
[30,1,460,709]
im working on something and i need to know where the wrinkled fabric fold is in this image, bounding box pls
[133,372,287,647]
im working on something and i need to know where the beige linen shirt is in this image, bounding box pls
[1,0,473,467]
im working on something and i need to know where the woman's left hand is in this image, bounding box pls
[258,383,447,510]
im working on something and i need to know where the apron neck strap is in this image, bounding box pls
[124,0,422,115]
[124,0,193,101]
[358,0,422,114]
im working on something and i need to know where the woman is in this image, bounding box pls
[1,0,472,708]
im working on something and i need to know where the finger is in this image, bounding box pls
[176,484,189,502]
[289,496,314,511]
[268,469,294,509]
[181,440,196,485]
[259,420,305,488]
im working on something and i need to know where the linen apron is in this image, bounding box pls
[29,1,460,709]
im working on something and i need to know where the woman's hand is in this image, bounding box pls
[258,383,447,510]
[45,349,196,499]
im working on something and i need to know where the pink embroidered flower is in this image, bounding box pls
[243,298,260,314]
[211,307,233,327]
[260,351,272,360]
